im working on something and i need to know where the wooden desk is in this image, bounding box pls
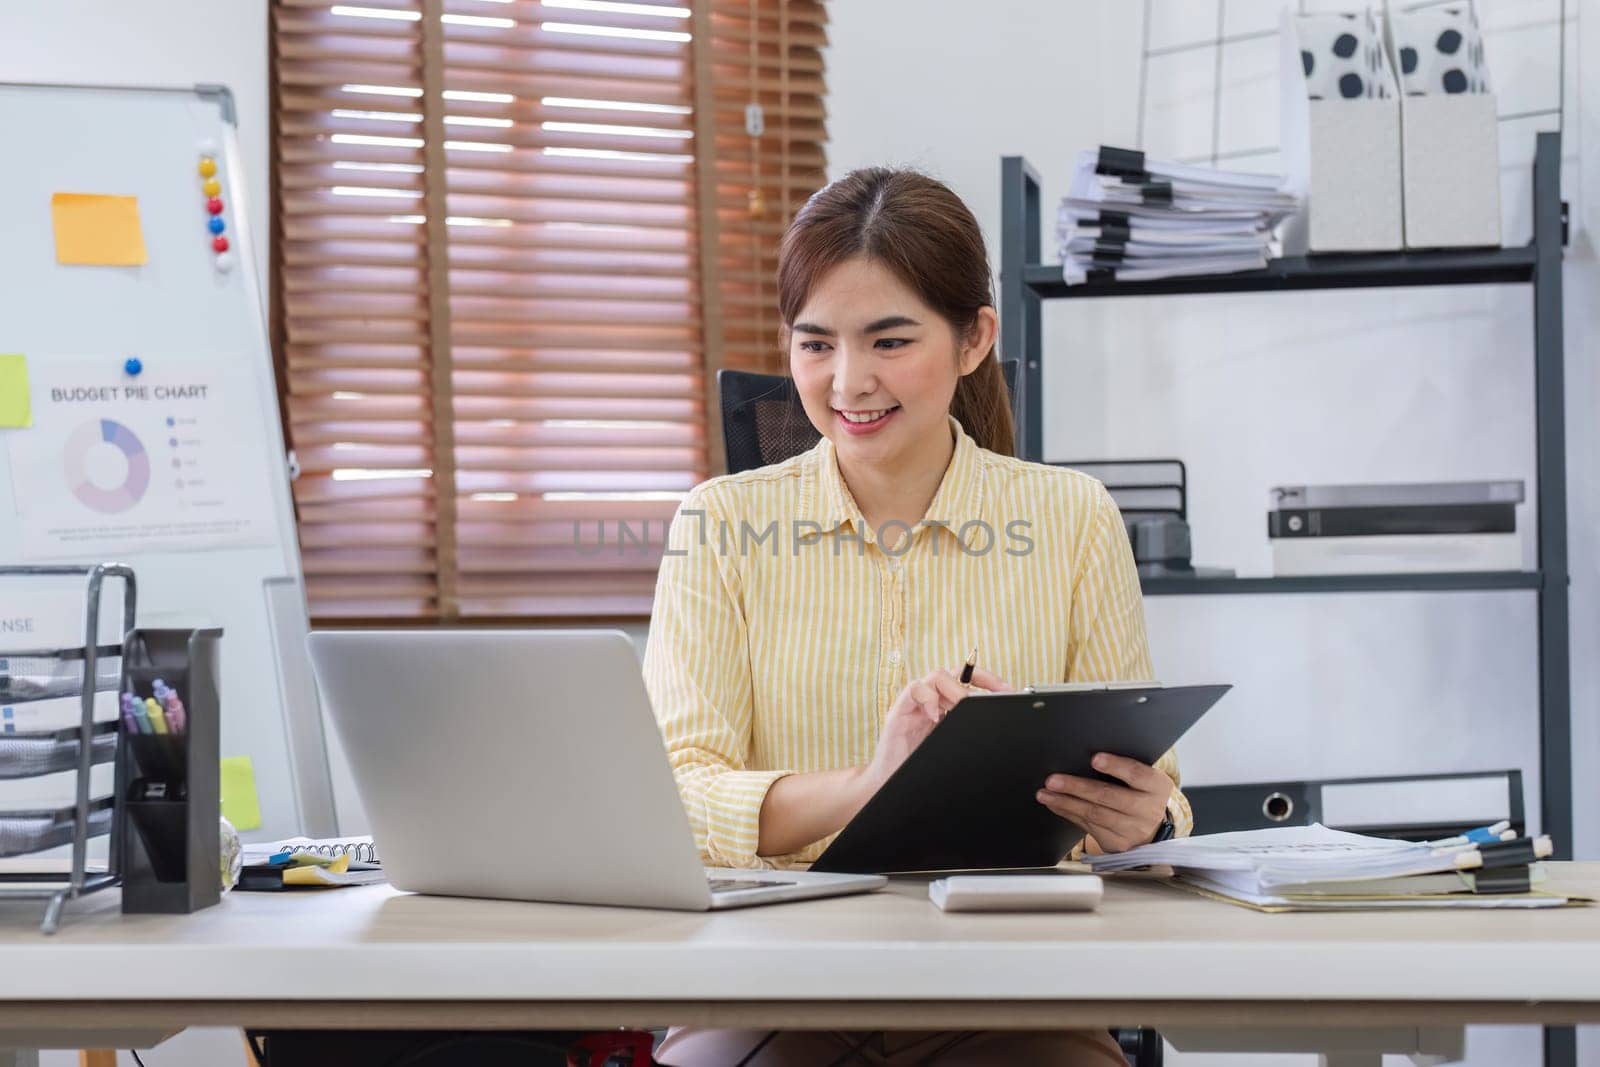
[2,864,1598,1037]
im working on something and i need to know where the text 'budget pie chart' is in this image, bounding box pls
[64,418,150,513]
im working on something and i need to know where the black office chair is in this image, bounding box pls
[718,368,822,474]
[718,359,1020,475]
[714,362,1162,1067]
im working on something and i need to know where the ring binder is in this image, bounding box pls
[1186,770,1525,842]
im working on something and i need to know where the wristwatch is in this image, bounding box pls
[1149,811,1177,844]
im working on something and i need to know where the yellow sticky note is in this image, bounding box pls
[51,192,148,266]
[284,855,350,887]
[220,756,263,831]
[0,355,29,428]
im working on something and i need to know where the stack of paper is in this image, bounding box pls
[1057,146,1301,285]
[1084,823,1573,911]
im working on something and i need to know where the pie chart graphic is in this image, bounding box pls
[64,418,150,514]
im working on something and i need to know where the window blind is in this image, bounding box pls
[702,0,828,376]
[271,0,827,620]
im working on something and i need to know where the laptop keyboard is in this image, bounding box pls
[707,877,795,893]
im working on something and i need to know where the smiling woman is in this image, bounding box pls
[644,168,1181,1063]
[779,167,1016,462]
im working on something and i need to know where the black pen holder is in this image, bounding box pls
[114,627,223,914]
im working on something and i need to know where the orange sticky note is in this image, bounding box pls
[51,193,148,266]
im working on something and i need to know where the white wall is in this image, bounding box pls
[825,0,1121,450]
[826,2,1596,1065]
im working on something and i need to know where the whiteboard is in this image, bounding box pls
[0,82,333,839]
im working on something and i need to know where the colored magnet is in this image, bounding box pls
[215,252,235,273]
[198,157,217,178]
[212,235,229,253]
[202,178,221,198]
[124,357,143,376]
[206,197,224,215]
[208,216,225,235]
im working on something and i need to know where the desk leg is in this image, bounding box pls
[1546,1025,1576,1067]
[0,1051,39,1067]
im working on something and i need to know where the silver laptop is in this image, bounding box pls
[306,629,886,910]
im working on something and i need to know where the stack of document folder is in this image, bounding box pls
[1058,146,1301,286]
[1083,823,1580,911]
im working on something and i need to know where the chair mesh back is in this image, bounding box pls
[718,369,822,475]
[717,361,1021,475]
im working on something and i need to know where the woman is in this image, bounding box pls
[643,168,1189,1066]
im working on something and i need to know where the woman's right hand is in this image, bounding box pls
[858,666,1013,799]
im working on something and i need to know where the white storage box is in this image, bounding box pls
[1383,0,1501,248]
[1280,7,1404,253]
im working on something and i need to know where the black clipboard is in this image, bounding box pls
[809,683,1230,874]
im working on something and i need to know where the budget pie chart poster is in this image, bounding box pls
[6,360,276,559]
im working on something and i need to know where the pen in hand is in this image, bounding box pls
[959,645,978,686]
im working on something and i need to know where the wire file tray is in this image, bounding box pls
[0,563,136,933]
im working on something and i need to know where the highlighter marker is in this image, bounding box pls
[120,692,143,734]
[154,678,187,734]
[144,697,169,735]
[1464,820,1514,844]
[131,696,152,735]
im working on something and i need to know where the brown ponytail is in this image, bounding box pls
[949,355,1014,459]
[776,167,1016,457]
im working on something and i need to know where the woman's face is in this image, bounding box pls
[788,255,988,472]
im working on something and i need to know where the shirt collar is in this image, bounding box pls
[798,416,987,545]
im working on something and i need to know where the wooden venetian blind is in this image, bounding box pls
[702,0,828,376]
[272,0,827,621]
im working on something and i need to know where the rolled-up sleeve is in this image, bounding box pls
[642,485,793,869]
[1066,483,1193,847]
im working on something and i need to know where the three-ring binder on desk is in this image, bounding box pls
[0,564,135,934]
[1186,770,1525,842]
[114,626,222,915]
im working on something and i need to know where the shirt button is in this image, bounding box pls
[888,649,901,664]
[886,559,901,573]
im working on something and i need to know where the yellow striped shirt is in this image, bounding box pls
[642,416,1191,869]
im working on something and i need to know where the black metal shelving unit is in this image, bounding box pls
[1000,131,1573,1065]
[1139,570,1543,597]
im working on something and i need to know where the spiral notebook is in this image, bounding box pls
[240,835,381,867]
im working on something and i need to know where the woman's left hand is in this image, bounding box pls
[1037,753,1174,855]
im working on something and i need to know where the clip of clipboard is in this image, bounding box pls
[809,683,1230,874]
